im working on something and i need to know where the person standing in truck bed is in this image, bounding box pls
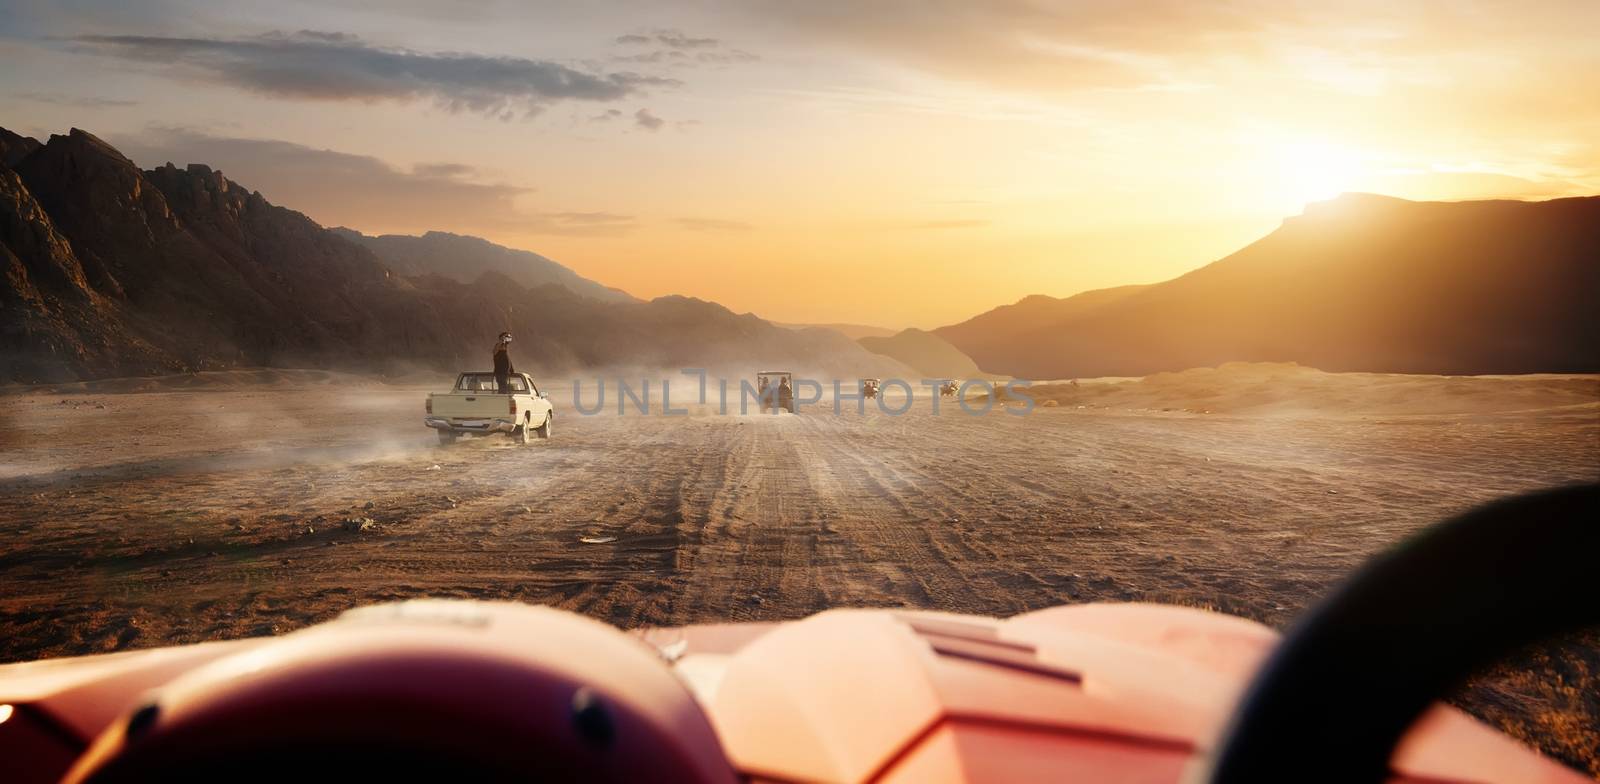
[493,332,514,393]
[777,376,793,413]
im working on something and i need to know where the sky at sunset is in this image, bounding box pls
[2,1,1596,328]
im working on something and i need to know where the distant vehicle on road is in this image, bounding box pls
[860,378,880,399]
[755,370,795,413]
[940,380,960,398]
[426,372,553,444]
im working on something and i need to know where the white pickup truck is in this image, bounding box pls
[425,372,554,445]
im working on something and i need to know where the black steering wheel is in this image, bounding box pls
[1205,483,1600,783]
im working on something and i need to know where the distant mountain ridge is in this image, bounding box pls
[0,127,907,383]
[9,129,1592,384]
[936,194,1600,378]
[857,328,981,379]
[331,227,636,304]
[775,321,898,340]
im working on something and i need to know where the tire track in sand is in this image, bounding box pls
[662,416,830,623]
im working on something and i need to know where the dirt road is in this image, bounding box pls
[1,372,1596,771]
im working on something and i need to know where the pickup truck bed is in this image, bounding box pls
[425,372,554,444]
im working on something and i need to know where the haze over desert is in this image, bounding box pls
[2,365,1597,772]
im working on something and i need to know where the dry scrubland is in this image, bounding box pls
[1,364,1597,774]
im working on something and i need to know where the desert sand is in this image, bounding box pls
[1,364,1596,773]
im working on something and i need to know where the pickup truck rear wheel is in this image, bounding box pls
[437,430,456,445]
[534,413,552,440]
[514,416,532,445]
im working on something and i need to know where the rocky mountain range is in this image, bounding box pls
[330,228,636,305]
[0,127,907,383]
[6,126,1593,386]
[936,194,1600,378]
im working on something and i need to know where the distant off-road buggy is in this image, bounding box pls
[755,370,796,413]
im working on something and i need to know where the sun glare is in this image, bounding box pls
[1273,141,1364,207]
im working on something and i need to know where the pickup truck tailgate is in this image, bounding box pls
[430,393,513,419]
